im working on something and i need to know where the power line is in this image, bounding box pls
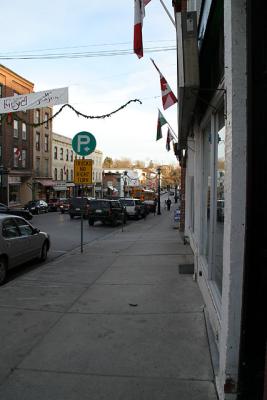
[0,46,175,61]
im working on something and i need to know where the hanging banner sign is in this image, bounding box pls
[0,87,68,114]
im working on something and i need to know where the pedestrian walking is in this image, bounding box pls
[166,198,171,211]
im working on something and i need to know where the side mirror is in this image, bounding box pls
[32,227,40,234]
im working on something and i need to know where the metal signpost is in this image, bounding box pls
[72,132,96,253]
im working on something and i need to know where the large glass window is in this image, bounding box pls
[22,122,27,140]
[13,120,18,138]
[21,150,26,168]
[201,104,225,296]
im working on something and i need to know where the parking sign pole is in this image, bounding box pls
[81,184,84,253]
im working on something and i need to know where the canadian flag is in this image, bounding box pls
[134,0,151,58]
[151,58,178,110]
[14,148,21,158]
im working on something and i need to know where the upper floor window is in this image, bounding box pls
[66,169,69,181]
[22,150,26,168]
[35,109,40,124]
[13,148,20,167]
[60,168,63,181]
[22,122,27,140]
[44,135,49,152]
[0,84,3,98]
[44,159,49,177]
[13,120,19,138]
[54,146,58,159]
[54,168,58,180]
[0,144,2,162]
[44,113,49,129]
[35,157,40,176]
[71,169,73,181]
[71,151,73,162]
[66,149,69,161]
[36,132,40,151]
[60,147,63,160]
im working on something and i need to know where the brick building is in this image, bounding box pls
[0,65,34,206]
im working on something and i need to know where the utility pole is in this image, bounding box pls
[157,167,161,215]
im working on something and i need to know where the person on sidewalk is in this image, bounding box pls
[166,198,171,211]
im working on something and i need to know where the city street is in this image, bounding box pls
[6,210,139,285]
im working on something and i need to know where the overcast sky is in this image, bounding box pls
[0,0,178,165]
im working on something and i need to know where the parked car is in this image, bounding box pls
[0,202,33,220]
[24,200,49,215]
[119,198,147,219]
[48,198,59,212]
[87,199,126,226]
[143,199,157,214]
[69,197,92,219]
[59,199,70,214]
[0,214,50,285]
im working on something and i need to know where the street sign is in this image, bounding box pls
[72,131,96,156]
[74,159,93,185]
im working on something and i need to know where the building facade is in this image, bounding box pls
[172,1,266,399]
[0,65,34,206]
[32,107,53,201]
[52,133,103,198]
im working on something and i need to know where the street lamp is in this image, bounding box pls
[123,171,127,197]
[157,167,161,215]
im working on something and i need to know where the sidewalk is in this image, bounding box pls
[0,206,217,400]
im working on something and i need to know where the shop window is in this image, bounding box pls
[22,122,27,140]
[36,132,40,151]
[9,184,21,204]
[22,150,26,168]
[201,105,225,295]
[13,120,19,138]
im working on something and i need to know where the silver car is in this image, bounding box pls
[0,214,50,285]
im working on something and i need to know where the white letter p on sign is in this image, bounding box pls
[78,135,90,152]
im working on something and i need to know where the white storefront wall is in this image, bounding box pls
[185,2,247,398]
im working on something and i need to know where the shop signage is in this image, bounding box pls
[0,87,68,114]
[53,182,67,191]
[8,176,21,184]
[74,159,93,185]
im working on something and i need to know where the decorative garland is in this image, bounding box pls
[0,99,142,128]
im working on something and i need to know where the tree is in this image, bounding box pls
[103,157,113,168]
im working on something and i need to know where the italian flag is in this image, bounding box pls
[156,109,167,141]
[134,0,151,58]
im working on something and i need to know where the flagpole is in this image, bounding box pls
[167,123,178,141]
[159,0,176,27]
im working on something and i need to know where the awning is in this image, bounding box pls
[36,179,54,187]
[107,185,114,190]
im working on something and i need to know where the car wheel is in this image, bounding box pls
[88,219,94,226]
[40,242,48,262]
[0,257,7,285]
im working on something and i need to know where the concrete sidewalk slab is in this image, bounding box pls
[19,313,213,381]
[0,308,60,384]
[0,369,217,400]
[69,279,204,314]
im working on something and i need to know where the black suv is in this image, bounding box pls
[87,199,126,226]
[0,202,33,220]
[69,197,92,219]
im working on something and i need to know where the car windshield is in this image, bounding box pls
[120,199,135,206]
[27,201,37,206]
[90,201,109,209]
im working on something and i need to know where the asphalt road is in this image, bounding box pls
[6,211,132,284]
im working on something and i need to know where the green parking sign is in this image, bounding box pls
[72,131,96,156]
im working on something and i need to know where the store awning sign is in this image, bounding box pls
[0,87,68,114]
